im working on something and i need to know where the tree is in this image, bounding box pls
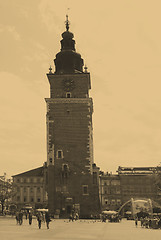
[0,176,12,214]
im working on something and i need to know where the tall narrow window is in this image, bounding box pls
[82,185,88,195]
[62,164,68,171]
[57,150,63,159]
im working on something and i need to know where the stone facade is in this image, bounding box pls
[118,166,160,206]
[99,166,161,211]
[99,174,121,211]
[12,166,48,209]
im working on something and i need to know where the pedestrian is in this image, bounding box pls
[140,217,143,227]
[69,214,73,222]
[18,211,23,225]
[45,211,51,229]
[135,217,138,227]
[15,212,19,224]
[29,212,32,225]
[37,212,43,229]
[75,212,79,221]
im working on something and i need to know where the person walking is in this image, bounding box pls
[37,212,43,229]
[29,212,32,225]
[135,217,138,227]
[25,211,28,220]
[19,211,23,225]
[45,211,51,229]
[15,211,19,224]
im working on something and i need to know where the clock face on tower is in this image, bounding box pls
[63,78,75,91]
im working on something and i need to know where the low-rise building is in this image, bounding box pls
[118,167,157,205]
[99,173,121,211]
[99,166,161,211]
[12,165,48,209]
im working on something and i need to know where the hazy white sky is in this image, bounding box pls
[1,0,161,178]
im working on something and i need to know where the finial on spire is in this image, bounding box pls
[65,14,70,31]
[49,65,52,74]
[84,65,88,73]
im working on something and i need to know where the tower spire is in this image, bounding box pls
[65,14,70,31]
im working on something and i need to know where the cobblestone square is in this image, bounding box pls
[0,217,161,240]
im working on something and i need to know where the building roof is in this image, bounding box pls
[12,167,44,177]
[117,166,158,175]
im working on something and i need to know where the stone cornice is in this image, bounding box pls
[45,98,93,104]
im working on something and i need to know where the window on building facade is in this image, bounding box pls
[111,199,116,205]
[57,150,63,159]
[110,188,116,194]
[62,186,67,192]
[24,197,26,202]
[24,178,26,183]
[116,187,121,194]
[116,199,121,205]
[104,180,110,186]
[17,187,20,192]
[49,158,52,164]
[17,196,20,201]
[31,197,34,202]
[105,199,110,205]
[56,187,61,192]
[30,187,33,193]
[37,187,40,193]
[37,198,40,202]
[17,178,20,183]
[37,178,40,183]
[111,180,120,185]
[62,164,68,171]
[66,92,71,98]
[82,185,88,195]
[24,187,26,193]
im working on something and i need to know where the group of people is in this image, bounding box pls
[139,216,161,229]
[101,214,121,223]
[15,210,51,229]
[37,211,51,229]
[69,211,79,222]
[15,211,23,225]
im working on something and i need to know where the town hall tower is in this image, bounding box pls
[45,16,100,218]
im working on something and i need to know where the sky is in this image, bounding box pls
[1,0,161,178]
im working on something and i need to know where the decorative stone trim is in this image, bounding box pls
[45,98,93,104]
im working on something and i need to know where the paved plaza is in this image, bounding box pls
[0,217,161,240]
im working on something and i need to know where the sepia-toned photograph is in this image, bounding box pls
[1,0,161,239]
